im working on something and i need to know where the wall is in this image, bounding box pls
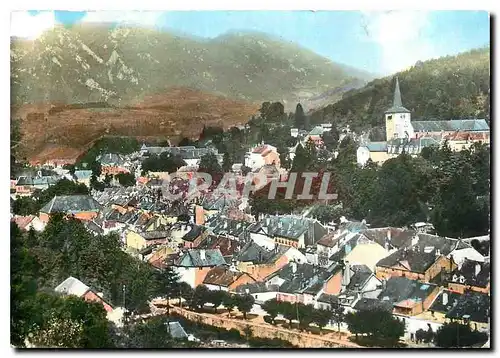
[323,272,342,295]
[126,231,146,251]
[168,305,357,348]
[424,256,457,282]
[345,242,390,272]
[447,282,490,295]
[369,151,392,164]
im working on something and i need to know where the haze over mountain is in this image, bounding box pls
[11,24,373,110]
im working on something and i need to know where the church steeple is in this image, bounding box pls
[385,76,410,114]
[393,77,403,108]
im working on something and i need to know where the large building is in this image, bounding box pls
[357,78,490,166]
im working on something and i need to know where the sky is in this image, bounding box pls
[10,10,490,75]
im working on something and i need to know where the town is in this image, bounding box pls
[11,76,490,348]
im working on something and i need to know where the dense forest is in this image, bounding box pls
[310,47,490,135]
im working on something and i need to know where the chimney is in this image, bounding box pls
[291,261,297,274]
[200,249,206,261]
[475,262,481,277]
[97,292,104,298]
[411,234,419,247]
[442,292,448,306]
[342,260,351,287]
[387,229,392,242]
[381,278,387,290]
[435,248,441,257]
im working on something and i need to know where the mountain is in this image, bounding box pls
[13,88,260,163]
[11,25,372,110]
[309,47,490,135]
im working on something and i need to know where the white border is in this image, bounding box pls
[2,1,498,357]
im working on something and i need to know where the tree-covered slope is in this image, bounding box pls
[310,47,490,132]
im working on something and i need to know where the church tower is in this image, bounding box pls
[385,77,413,140]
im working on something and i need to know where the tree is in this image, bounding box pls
[435,321,488,348]
[120,316,178,348]
[223,293,237,316]
[12,196,39,216]
[115,173,136,187]
[261,298,281,324]
[330,303,345,334]
[222,152,232,172]
[309,204,342,224]
[345,309,405,345]
[198,152,223,182]
[28,293,112,348]
[259,102,286,122]
[281,302,296,328]
[236,294,255,319]
[141,153,186,174]
[11,118,22,177]
[90,161,102,177]
[208,290,227,313]
[321,127,340,151]
[290,143,309,172]
[153,267,180,315]
[297,303,315,331]
[312,308,333,334]
[294,103,306,129]
[178,137,196,147]
[191,285,210,311]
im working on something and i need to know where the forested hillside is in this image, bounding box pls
[310,47,490,135]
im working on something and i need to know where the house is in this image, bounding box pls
[74,170,93,187]
[244,144,280,171]
[202,265,257,291]
[197,235,240,262]
[165,321,198,341]
[424,289,490,332]
[54,276,114,313]
[205,215,252,242]
[375,245,457,283]
[12,215,46,232]
[447,259,490,294]
[444,291,490,329]
[232,282,273,303]
[377,276,440,316]
[83,220,105,236]
[235,241,307,281]
[98,153,130,175]
[248,215,327,249]
[15,176,36,196]
[410,233,485,268]
[39,195,102,223]
[173,249,227,288]
[263,261,330,304]
[181,225,209,248]
[339,263,383,303]
[327,232,393,272]
[125,226,171,251]
[304,126,325,147]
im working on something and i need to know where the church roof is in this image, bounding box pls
[411,119,489,132]
[385,77,411,114]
